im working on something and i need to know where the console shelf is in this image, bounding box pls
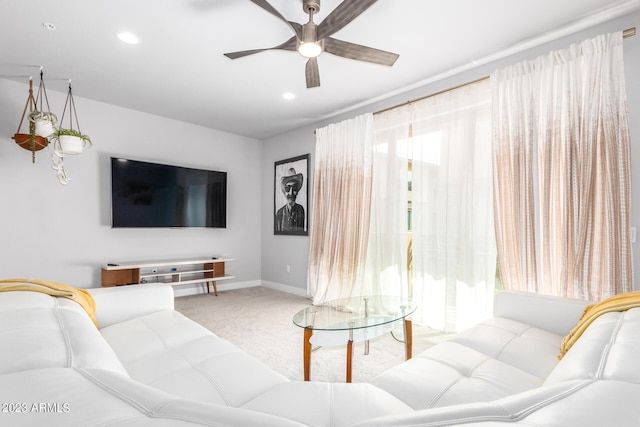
[101,257,234,296]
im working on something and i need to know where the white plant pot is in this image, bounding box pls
[35,119,55,138]
[59,135,85,155]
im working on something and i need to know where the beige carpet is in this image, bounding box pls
[175,286,452,383]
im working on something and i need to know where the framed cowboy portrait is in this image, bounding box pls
[274,154,309,236]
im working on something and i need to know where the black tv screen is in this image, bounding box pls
[111,157,227,228]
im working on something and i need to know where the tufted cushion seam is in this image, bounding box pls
[595,314,624,380]
[509,380,596,420]
[419,349,489,377]
[76,368,175,416]
[422,356,494,409]
[424,376,460,409]
[453,322,536,361]
[412,381,596,427]
[136,316,233,405]
[330,385,336,427]
[488,323,533,360]
[77,369,247,426]
[52,298,74,368]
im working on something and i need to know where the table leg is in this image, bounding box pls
[346,338,353,383]
[303,327,312,381]
[404,318,413,360]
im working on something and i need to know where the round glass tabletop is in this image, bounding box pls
[292,295,416,331]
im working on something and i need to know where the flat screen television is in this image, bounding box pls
[110,157,227,228]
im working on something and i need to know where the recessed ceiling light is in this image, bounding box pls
[117,31,140,44]
[282,92,296,100]
[42,22,56,31]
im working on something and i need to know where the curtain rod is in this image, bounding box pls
[374,26,636,117]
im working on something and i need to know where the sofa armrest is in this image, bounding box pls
[88,284,175,328]
[494,291,592,336]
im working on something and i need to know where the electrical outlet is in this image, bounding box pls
[631,227,637,243]
[286,265,291,273]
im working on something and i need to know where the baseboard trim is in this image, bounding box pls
[261,281,309,297]
[172,280,308,298]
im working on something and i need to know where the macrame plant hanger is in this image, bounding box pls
[59,80,82,137]
[31,68,57,138]
[50,81,82,185]
[11,76,49,163]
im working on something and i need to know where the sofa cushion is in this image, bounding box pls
[0,291,127,376]
[242,381,413,427]
[451,317,564,379]
[99,309,289,407]
[372,317,564,409]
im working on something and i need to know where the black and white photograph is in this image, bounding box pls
[274,154,309,236]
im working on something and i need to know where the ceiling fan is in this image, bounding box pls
[223,0,399,88]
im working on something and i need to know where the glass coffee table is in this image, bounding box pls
[292,295,416,382]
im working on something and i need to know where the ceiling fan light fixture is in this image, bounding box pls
[298,20,322,58]
[298,41,322,58]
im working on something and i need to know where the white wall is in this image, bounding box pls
[2,13,637,295]
[0,79,262,292]
[261,11,640,294]
[260,127,315,293]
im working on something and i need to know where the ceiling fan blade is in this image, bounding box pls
[305,57,320,88]
[316,0,378,41]
[249,0,302,39]
[224,36,298,59]
[324,37,399,66]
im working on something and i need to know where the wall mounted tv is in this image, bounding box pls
[111,157,227,228]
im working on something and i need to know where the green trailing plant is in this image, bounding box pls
[51,127,92,146]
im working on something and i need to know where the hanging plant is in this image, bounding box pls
[29,69,57,138]
[11,77,49,163]
[48,81,93,184]
[51,152,71,185]
[51,127,92,156]
[29,110,57,138]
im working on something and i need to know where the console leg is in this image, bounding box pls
[205,281,218,296]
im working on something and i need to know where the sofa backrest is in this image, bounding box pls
[0,291,128,376]
[88,284,175,328]
[494,291,591,336]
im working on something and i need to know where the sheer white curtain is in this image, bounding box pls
[410,79,496,332]
[366,80,495,332]
[307,114,375,304]
[363,107,411,298]
[492,32,633,299]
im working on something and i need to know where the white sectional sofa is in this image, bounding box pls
[1,283,639,426]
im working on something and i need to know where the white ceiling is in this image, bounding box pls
[1,0,639,139]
